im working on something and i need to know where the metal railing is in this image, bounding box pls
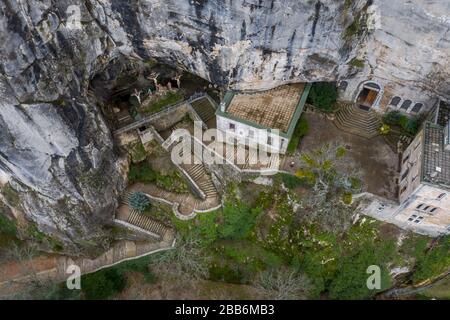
[114,92,206,135]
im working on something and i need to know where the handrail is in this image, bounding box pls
[114,92,207,135]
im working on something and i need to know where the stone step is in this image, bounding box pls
[334,104,381,139]
[336,112,380,131]
[127,209,167,238]
[337,106,380,126]
[191,98,216,123]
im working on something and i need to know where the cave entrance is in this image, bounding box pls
[356,82,381,111]
[88,57,221,131]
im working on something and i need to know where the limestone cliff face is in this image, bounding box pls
[0,0,449,251]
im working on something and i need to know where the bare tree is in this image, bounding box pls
[255,267,311,300]
[295,142,363,232]
[150,236,210,279]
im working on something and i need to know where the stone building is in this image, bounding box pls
[215,83,311,154]
[393,101,450,235]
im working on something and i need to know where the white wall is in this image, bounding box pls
[395,184,450,235]
[216,115,287,153]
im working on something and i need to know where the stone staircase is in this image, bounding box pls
[335,103,382,139]
[184,163,218,199]
[191,97,216,123]
[120,192,170,238]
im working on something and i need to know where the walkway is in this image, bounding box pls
[127,182,220,217]
[0,235,175,297]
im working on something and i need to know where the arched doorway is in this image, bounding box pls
[355,81,382,110]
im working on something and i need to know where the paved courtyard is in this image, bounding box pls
[283,112,399,200]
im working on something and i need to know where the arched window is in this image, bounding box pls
[339,81,348,92]
[400,100,412,110]
[365,82,381,90]
[437,193,446,200]
[389,96,401,107]
[411,103,423,113]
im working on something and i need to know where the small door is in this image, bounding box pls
[366,89,378,106]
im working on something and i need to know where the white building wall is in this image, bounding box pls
[339,76,437,116]
[216,115,288,153]
[399,131,423,203]
[395,184,450,235]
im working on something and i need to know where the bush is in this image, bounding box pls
[328,243,392,300]
[383,111,419,135]
[279,173,308,189]
[128,162,157,184]
[129,192,151,212]
[413,236,450,283]
[287,116,309,154]
[218,201,262,240]
[81,268,127,300]
[307,82,338,113]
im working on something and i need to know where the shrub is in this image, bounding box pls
[349,58,364,68]
[129,192,151,212]
[307,82,338,113]
[342,192,352,205]
[218,201,262,240]
[383,111,419,135]
[280,173,308,189]
[81,268,127,300]
[128,162,157,184]
[328,245,392,300]
[413,236,450,283]
[287,116,309,154]
[130,142,147,163]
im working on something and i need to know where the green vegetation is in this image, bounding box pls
[287,115,309,154]
[0,208,20,253]
[141,91,183,115]
[128,161,189,193]
[81,268,127,300]
[278,173,308,190]
[128,161,157,184]
[349,58,365,68]
[413,236,450,283]
[36,145,446,300]
[129,192,151,212]
[383,111,420,135]
[129,142,147,163]
[307,82,338,113]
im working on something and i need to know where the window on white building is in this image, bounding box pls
[437,193,446,200]
[411,103,423,113]
[229,123,235,131]
[403,154,410,163]
[415,203,438,215]
[267,136,272,145]
[407,214,423,223]
[389,96,401,107]
[401,169,409,181]
[400,100,412,111]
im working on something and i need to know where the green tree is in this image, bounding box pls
[81,268,127,300]
[307,82,338,113]
[129,192,151,212]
